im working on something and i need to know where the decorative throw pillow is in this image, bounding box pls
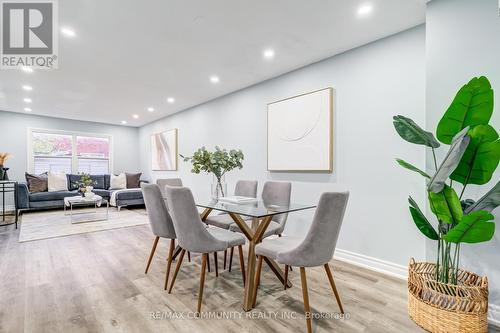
[67,174,81,191]
[125,172,142,189]
[90,175,106,189]
[110,173,127,190]
[25,172,48,193]
[48,171,68,192]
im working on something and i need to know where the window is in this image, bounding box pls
[77,136,110,174]
[32,132,73,174]
[29,129,112,174]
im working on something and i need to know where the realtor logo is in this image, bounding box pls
[1,0,58,69]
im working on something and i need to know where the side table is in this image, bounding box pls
[0,180,18,229]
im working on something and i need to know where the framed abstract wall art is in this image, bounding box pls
[151,128,178,171]
[267,87,333,172]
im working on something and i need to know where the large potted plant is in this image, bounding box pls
[181,146,244,199]
[393,76,500,333]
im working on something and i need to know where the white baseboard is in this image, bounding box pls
[334,248,407,280]
[333,248,500,327]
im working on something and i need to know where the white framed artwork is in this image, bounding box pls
[151,129,178,171]
[267,88,333,172]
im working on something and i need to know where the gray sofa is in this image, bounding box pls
[17,174,148,212]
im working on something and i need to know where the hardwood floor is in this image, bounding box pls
[0,216,496,332]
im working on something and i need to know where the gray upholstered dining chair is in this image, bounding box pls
[156,178,183,199]
[155,178,198,263]
[225,181,291,272]
[228,181,291,238]
[141,183,177,290]
[252,192,349,333]
[204,180,258,270]
[165,185,247,314]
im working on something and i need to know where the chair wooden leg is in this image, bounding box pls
[145,236,159,274]
[164,239,175,290]
[228,247,234,272]
[172,246,182,261]
[223,249,227,270]
[188,251,191,262]
[238,245,246,286]
[252,255,263,307]
[214,252,219,277]
[196,253,208,316]
[168,249,185,294]
[300,267,312,333]
[324,263,344,314]
[284,265,289,290]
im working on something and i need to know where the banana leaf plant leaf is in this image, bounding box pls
[408,197,439,240]
[393,115,440,148]
[443,210,495,244]
[428,127,470,193]
[450,125,500,186]
[465,181,500,213]
[428,185,463,225]
[436,76,494,144]
[396,159,430,178]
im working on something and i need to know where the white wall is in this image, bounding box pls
[427,0,500,322]
[139,26,427,268]
[0,111,141,182]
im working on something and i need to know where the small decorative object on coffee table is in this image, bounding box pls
[64,195,109,224]
[78,173,95,194]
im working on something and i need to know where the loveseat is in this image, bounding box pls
[17,174,148,212]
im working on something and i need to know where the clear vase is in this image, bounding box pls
[211,175,226,200]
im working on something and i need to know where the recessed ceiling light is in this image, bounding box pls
[210,75,220,84]
[147,107,155,112]
[61,27,76,37]
[21,67,33,73]
[24,107,32,112]
[167,97,175,103]
[357,4,373,16]
[132,114,139,119]
[24,98,32,103]
[121,120,127,124]
[263,49,275,59]
[22,85,33,91]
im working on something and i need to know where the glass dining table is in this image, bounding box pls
[195,198,317,311]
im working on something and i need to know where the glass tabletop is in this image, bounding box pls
[196,198,316,218]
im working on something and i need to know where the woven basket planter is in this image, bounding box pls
[408,259,488,333]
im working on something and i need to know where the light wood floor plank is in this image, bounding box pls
[1,214,498,333]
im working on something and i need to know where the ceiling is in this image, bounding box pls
[0,0,426,127]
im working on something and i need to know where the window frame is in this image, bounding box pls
[27,127,114,174]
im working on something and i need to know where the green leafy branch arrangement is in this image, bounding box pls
[394,76,500,284]
[181,146,244,196]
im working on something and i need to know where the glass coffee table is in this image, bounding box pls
[64,195,109,224]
